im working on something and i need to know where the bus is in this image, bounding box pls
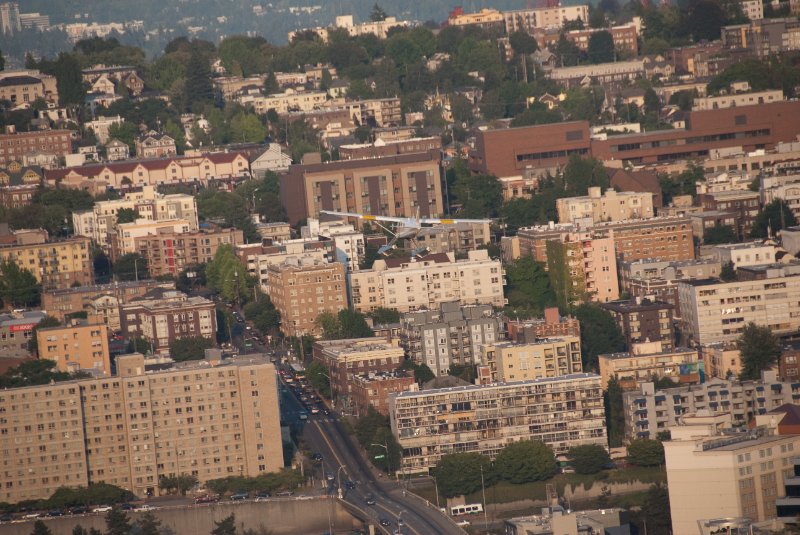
[290,363,306,381]
[450,503,483,516]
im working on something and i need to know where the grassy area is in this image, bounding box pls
[411,466,666,508]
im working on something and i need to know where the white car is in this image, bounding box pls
[134,505,155,512]
[22,513,40,519]
[92,506,113,513]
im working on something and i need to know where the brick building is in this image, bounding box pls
[0,127,72,165]
[350,370,416,417]
[505,308,581,342]
[602,297,675,351]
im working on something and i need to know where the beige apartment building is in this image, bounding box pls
[239,90,329,115]
[0,353,283,503]
[665,415,800,534]
[677,263,800,344]
[114,219,193,258]
[0,235,93,289]
[389,373,607,473]
[700,342,743,379]
[72,186,198,251]
[36,319,111,375]
[266,257,347,337]
[133,227,244,278]
[481,336,583,383]
[546,231,619,306]
[692,89,783,111]
[598,340,699,389]
[502,5,589,33]
[349,250,506,314]
[556,188,654,224]
[238,242,333,291]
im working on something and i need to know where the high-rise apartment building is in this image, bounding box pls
[0,353,283,503]
[481,336,583,383]
[36,319,111,375]
[0,235,93,289]
[266,257,347,337]
[0,2,20,35]
[400,302,502,376]
[598,340,698,389]
[389,373,607,473]
[349,250,506,314]
[131,227,244,277]
[546,231,619,306]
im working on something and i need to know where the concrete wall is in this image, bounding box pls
[0,498,362,535]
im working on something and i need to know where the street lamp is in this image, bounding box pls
[370,442,391,476]
[431,475,441,510]
[480,464,489,534]
[336,465,346,500]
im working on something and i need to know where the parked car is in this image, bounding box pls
[92,506,113,513]
[365,495,376,506]
[47,510,65,517]
[379,518,391,526]
[134,505,155,512]
[230,493,249,501]
[194,495,219,504]
[275,490,294,497]
[69,506,89,515]
[22,513,40,519]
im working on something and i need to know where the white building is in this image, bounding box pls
[710,241,778,268]
[238,89,329,115]
[250,144,292,176]
[85,116,124,145]
[556,187,654,224]
[288,14,409,43]
[349,249,506,313]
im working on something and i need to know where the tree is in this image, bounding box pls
[508,31,538,83]
[720,261,737,282]
[504,257,557,313]
[211,514,237,535]
[134,512,165,535]
[158,473,198,495]
[169,336,214,361]
[370,3,388,22]
[30,520,53,535]
[108,122,138,152]
[104,508,132,535]
[126,336,153,355]
[587,31,615,64]
[113,253,148,281]
[627,439,665,466]
[368,307,400,325]
[751,199,798,238]
[684,0,728,41]
[315,309,374,340]
[495,440,557,484]
[399,358,435,385]
[737,322,782,380]
[703,224,737,244]
[555,33,583,67]
[567,444,610,474]
[605,376,625,447]
[116,208,137,224]
[243,298,280,334]
[0,260,40,308]
[640,483,672,535]
[660,163,702,205]
[574,304,626,371]
[205,245,256,303]
[432,453,496,498]
[562,155,609,196]
[1,354,73,388]
[0,48,4,71]
[185,48,214,112]
[644,88,661,115]
[306,361,331,398]
[229,112,266,144]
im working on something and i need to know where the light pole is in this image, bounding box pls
[432,475,441,510]
[480,464,488,534]
[370,441,391,476]
[336,465,346,500]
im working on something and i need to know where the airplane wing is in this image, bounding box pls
[320,210,409,224]
[420,217,492,225]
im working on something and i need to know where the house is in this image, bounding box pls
[122,72,145,96]
[135,130,177,159]
[538,92,560,109]
[607,167,664,207]
[251,144,292,176]
[90,74,116,96]
[105,139,130,162]
[620,87,647,109]
[327,79,349,99]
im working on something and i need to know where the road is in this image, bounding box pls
[279,378,465,535]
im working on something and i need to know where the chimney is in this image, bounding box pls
[5,125,15,135]
[544,307,560,325]
[588,186,601,198]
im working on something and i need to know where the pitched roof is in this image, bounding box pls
[769,403,800,427]
[0,76,43,87]
[44,152,247,181]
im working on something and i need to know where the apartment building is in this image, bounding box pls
[711,241,778,268]
[447,7,505,30]
[515,217,695,265]
[621,371,796,441]
[265,257,347,337]
[410,222,492,257]
[0,70,58,105]
[42,280,173,329]
[536,21,639,56]
[237,241,333,291]
[46,152,250,191]
[338,137,442,160]
[389,373,606,473]
[0,310,45,357]
[0,127,72,165]
[556,188,654,224]
[545,231,619,305]
[213,75,268,101]
[505,308,581,342]
[598,340,699,389]
[288,14,408,42]
[238,90,328,115]
[280,150,442,225]
[114,219,193,259]
[0,235,92,289]
[619,257,721,291]
[350,371,417,417]
[469,100,800,177]
[481,336,583,383]
[84,115,124,145]
[132,227,244,278]
[502,5,589,33]
[698,189,760,239]
[399,301,503,376]
[312,338,406,409]
[694,89,784,111]
[677,263,800,344]
[602,298,675,351]
[36,319,110,375]
[119,289,217,354]
[665,416,800,534]
[0,353,283,503]
[349,250,506,314]
[697,170,755,195]
[72,186,198,250]
[700,342,742,379]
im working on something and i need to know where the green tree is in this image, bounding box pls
[211,514,237,535]
[306,361,331,398]
[751,199,798,238]
[627,439,665,466]
[315,310,373,340]
[575,304,626,371]
[367,307,400,324]
[104,508,132,535]
[133,512,165,535]
[108,122,138,153]
[399,358,435,385]
[684,0,728,41]
[508,31,538,83]
[554,33,583,67]
[587,31,615,64]
[504,257,556,313]
[113,253,148,281]
[116,208,137,224]
[640,483,672,535]
[0,259,40,308]
[31,520,53,535]
[562,155,609,196]
[169,336,214,361]
[703,224,737,244]
[229,112,266,143]
[243,297,280,334]
[451,172,503,218]
[205,245,256,303]
[495,440,557,483]
[567,444,610,474]
[126,336,154,355]
[184,48,214,112]
[158,473,198,495]
[0,359,72,388]
[370,3,388,21]
[737,322,782,380]
[605,376,625,448]
[660,163,702,205]
[644,88,661,115]
[720,261,737,281]
[432,453,496,498]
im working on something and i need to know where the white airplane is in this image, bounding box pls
[320,209,491,256]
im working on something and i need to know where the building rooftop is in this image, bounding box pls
[396,373,600,399]
[599,347,696,360]
[0,310,46,328]
[602,298,674,312]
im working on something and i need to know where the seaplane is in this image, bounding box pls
[320,209,492,257]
